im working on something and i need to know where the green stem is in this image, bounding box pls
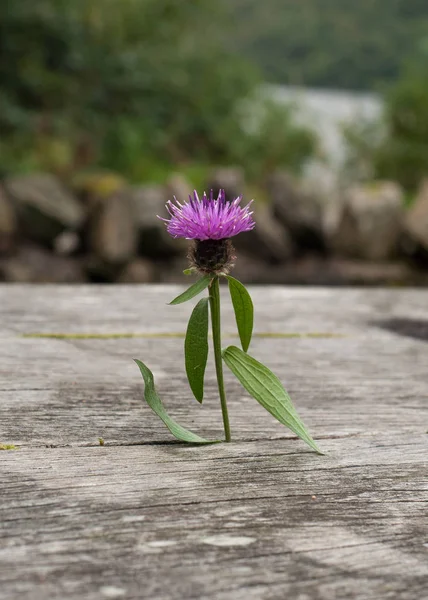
[209,276,231,442]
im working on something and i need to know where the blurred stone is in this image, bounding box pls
[404,180,428,261]
[157,256,190,283]
[232,254,428,286]
[332,181,404,260]
[323,258,426,286]
[117,259,156,283]
[5,173,85,245]
[72,170,127,205]
[132,185,186,258]
[268,171,325,252]
[84,255,121,283]
[53,231,80,256]
[233,202,293,264]
[0,244,86,283]
[89,191,138,265]
[0,186,17,254]
[165,173,193,203]
[207,167,245,200]
[34,137,75,176]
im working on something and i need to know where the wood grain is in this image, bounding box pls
[0,284,427,599]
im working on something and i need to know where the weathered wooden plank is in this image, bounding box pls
[1,438,427,600]
[0,285,427,599]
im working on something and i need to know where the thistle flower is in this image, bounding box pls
[160,189,255,274]
[161,189,255,241]
[135,187,321,453]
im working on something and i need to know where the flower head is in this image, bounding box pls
[160,189,255,241]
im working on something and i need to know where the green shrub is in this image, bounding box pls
[239,98,318,178]
[344,48,428,192]
[0,0,319,184]
[0,0,256,177]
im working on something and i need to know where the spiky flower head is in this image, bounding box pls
[160,189,255,241]
[160,189,255,275]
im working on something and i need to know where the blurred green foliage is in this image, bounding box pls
[230,0,428,90]
[0,0,317,183]
[376,58,428,191]
[344,46,428,193]
[235,98,318,180]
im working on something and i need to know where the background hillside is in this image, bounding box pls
[230,0,428,90]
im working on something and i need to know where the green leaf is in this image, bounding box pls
[185,298,209,403]
[134,359,216,444]
[225,275,254,352]
[221,346,322,454]
[183,268,196,276]
[169,275,212,305]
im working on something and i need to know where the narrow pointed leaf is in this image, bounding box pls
[183,268,196,276]
[185,298,209,403]
[225,275,254,352]
[169,275,212,305]
[222,346,322,453]
[134,359,216,444]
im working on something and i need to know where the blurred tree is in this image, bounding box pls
[229,0,428,90]
[344,45,428,192]
[0,0,319,182]
[376,49,428,191]
[232,98,317,180]
[0,0,258,177]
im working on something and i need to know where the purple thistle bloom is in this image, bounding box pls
[160,190,255,241]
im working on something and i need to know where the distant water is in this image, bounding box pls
[268,84,383,170]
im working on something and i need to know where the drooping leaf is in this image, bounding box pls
[169,275,212,305]
[134,359,216,444]
[221,346,322,453]
[185,298,209,403]
[225,275,254,352]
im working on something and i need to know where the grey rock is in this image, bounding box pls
[404,180,428,259]
[165,173,193,203]
[132,185,186,258]
[84,255,121,283]
[332,182,404,260]
[0,244,86,283]
[0,186,17,254]
[53,231,80,256]
[268,171,325,251]
[158,256,191,283]
[71,170,127,206]
[232,255,428,286]
[207,167,245,200]
[89,191,138,265]
[5,173,85,245]
[322,258,427,286]
[117,259,156,284]
[233,201,293,264]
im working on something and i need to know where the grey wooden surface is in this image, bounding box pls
[0,284,427,600]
